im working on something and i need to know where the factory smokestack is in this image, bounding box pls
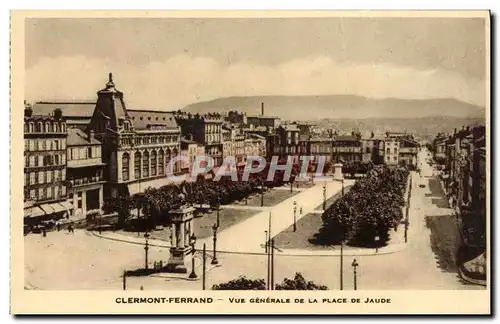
[261,102,264,116]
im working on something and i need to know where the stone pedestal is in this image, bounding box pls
[165,206,196,273]
[333,163,344,180]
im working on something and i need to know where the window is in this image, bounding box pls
[88,147,93,158]
[393,148,397,154]
[45,122,51,133]
[54,170,60,181]
[25,155,29,168]
[36,122,42,132]
[386,148,390,154]
[61,185,66,196]
[29,123,34,133]
[38,155,43,167]
[24,173,29,186]
[40,140,46,151]
[143,151,149,177]
[151,151,157,176]
[134,152,141,179]
[393,156,397,162]
[46,187,53,199]
[55,155,60,165]
[38,188,44,200]
[54,186,59,198]
[54,140,59,150]
[53,122,59,132]
[24,140,29,151]
[61,123,66,133]
[61,169,66,181]
[46,140,51,151]
[39,172,44,184]
[34,140,39,151]
[46,171,52,182]
[24,123,29,133]
[122,153,130,181]
[366,147,371,153]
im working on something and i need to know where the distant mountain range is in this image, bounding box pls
[182,95,485,120]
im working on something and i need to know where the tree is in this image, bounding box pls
[212,276,266,290]
[103,195,133,228]
[275,273,328,290]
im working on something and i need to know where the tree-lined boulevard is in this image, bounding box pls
[24,148,484,291]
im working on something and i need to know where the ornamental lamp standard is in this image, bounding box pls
[293,201,297,232]
[189,233,197,279]
[351,259,359,290]
[216,198,221,228]
[322,183,327,210]
[211,224,219,265]
[143,232,150,270]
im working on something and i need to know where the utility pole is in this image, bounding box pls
[122,270,126,290]
[270,238,275,290]
[340,239,344,290]
[267,213,271,290]
[202,243,206,290]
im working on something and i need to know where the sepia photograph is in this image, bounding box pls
[10,10,490,314]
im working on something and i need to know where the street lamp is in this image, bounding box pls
[340,237,344,290]
[264,230,268,254]
[189,233,197,279]
[351,259,359,290]
[216,198,221,228]
[293,201,297,232]
[341,178,345,196]
[211,224,219,265]
[403,219,410,243]
[374,235,380,253]
[322,183,327,210]
[144,232,150,270]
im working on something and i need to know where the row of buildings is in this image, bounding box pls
[23,73,419,223]
[432,125,486,247]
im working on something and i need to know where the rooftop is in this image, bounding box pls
[67,128,101,146]
[127,109,178,130]
[32,102,96,118]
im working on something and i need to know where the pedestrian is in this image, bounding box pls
[42,227,47,237]
[56,223,61,232]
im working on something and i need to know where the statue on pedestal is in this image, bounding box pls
[165,205,196,273]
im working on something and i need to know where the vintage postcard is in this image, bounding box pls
[10,10,490,315]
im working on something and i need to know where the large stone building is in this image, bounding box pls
[32,102,95,130]
[23,104,72,222]
[86,74,182,198]
[66,128,105,219]
[175,112,224,167]
[332,133,362,163]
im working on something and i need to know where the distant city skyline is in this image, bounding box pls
[25,17,487,110]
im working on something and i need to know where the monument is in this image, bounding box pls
[165,206,196,273]
[333,163,344,180]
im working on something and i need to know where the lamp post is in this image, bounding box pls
[374,235,380,253]
[322,183,327,210]
[144,232,150,270]
[340,238,344,290]
[189,233,197,279]
[211,224,219,265]
[216,198,221,228]
[293,201,297,232]
[341,178,345,196]
[403,219,409,243]
[351,259,359,290]
[264,230,268,253]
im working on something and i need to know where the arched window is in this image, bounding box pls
[122,153,130,181]
[45,122,51,133]
[172,148,179,172]
[158,149,164,175]
[143,151,149,177]
[53,122,59,133]
[151,150,157,176]
[36,122,42,132]
[61,123,66,133]
[24,123,29,133]
[134,152,141,179]
[29,122,34,133]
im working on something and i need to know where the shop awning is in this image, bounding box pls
[39,204,55,215]
[27,206,45,218]
[60,200,74,210]
[50,203,66,214]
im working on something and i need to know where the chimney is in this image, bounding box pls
[53,108,63,120]
[261,102,264,116]
[89,129,95,140]
[24,102,33,117]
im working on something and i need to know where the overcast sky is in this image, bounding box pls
[25,17,486,109]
